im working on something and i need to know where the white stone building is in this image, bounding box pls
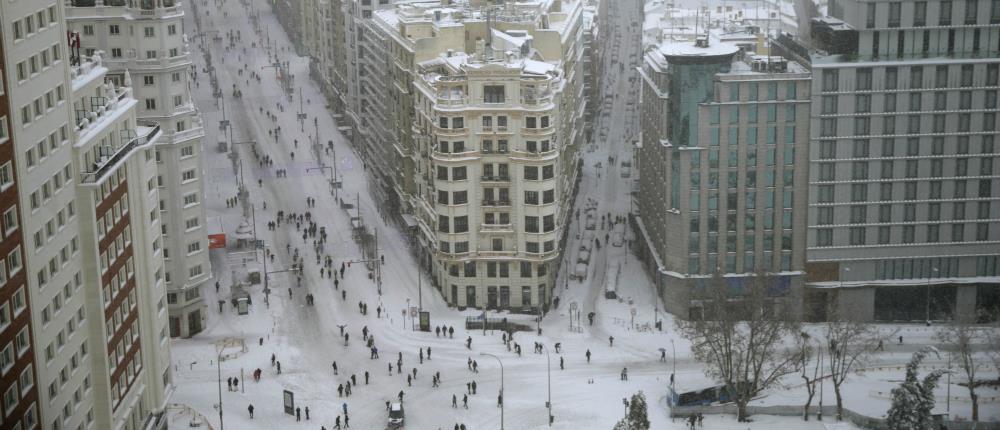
[371,0,585,311]
[65,0,210,337]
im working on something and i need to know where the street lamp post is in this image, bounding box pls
[215,348,225,430]
[481,353,504,430]
[542,345,553,426]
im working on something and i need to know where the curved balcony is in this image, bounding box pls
[511,149,559,162]
[431,150,479,162]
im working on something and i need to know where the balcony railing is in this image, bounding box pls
[480,175,510,182]
[481,199,511,207]
[80,124,160,184]
[480,224,514,233]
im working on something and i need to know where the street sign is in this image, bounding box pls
[283,390,295,415]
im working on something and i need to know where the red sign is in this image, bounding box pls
[208,234,226,249]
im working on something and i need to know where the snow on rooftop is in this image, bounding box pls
[658,39,740,58]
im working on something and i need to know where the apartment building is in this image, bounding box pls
[635,37,811,319]
[797,0,1000,322]
[1,2,95,428]
[0,28,42,430]
[371,0,585,311]
[70,55,169,430]
[1,1,171,428]
[66,0,210,337]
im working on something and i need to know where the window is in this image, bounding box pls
[484,85,505,103]
[145,99,156,110]
[144,27,155,37]
[856,68,873,90]
[182,193,198,206]
[83,24,94,36]
[168,24,177,35]
[914,1,927,26]
[143,76,155,86]
[941,0,953,24]
[109,24,120,35]
[966,0,979,24]
[821,70,838,92]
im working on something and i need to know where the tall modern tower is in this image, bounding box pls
[797,0,1000,322]
[635,37,812,319]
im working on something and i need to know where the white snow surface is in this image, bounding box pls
[166,1,995,429]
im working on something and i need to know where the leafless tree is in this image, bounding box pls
[798,336,820,421]
[675,272,803,422]
[823,315,882,421]
[935,320,985,421]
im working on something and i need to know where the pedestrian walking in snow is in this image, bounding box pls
[462,394,468,409]
[365,371,370,384]
[338,384,344,397]
[276,361,282,374]
[305,406,310,420]
[351,374,357,385]
[342,402,348,414]
[427,347,432,360]
[398,390,405,402]
[412,368,417,379]
[472,361,478,373]
[449,326,454,338]
[333,361,338,375]
[436,326,441,337]
[472,381,477,394]
[407,374,412,386]
[586,349,591,363]
[334,416,341,429]
[248,404,254,418]
[560,357,565,370]
[452,394,458,408]
[609,336,615,347]
[295,407,301,421]
[498,392,503,407]
[233,377,239,391]
[227,377,232,391]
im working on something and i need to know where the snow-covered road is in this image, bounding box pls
[163,0,994,429]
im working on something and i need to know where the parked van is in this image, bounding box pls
[388,402,404,428]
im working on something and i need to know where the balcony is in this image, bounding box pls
[480,224,514,233]
[481,199,511,207]
[80,124,161,184]
[480,175,510,183]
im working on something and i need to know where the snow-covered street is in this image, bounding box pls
[163,0,996,429]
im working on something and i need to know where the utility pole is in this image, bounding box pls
[297,87,306,132]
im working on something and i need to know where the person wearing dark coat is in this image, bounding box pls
[247,404,254,418]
